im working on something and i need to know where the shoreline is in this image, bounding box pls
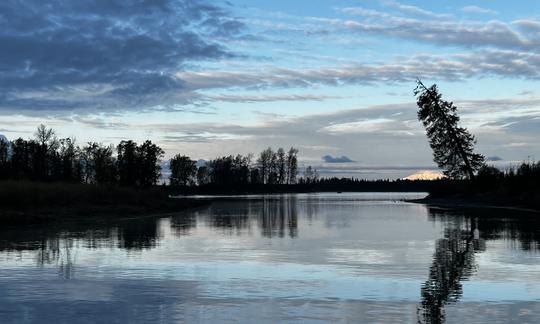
[406,197,540,213]
[0,199,211,226]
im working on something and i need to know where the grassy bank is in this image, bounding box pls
[0,181,208,225]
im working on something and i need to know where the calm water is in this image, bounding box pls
[1,193,539,323]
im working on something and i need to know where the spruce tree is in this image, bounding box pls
[415,80,485,179]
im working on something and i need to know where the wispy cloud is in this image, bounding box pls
[315,13,530,51]
[204,93,344,103]
[381,0,451,19]
[177,49,540,93]
[461,6,498,15]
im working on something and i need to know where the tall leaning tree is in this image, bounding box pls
[414,80,485,179]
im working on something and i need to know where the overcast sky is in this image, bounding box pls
[1,0,539,179]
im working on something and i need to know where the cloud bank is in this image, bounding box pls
[0,0,243,114]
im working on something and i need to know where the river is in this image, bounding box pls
[1,193,539,323]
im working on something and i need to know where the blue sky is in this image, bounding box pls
[1,0,539,179]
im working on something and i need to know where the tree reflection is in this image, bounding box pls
[0,214,175,277]
[198,196,298,238]
[260,196,297,238]
[418,215,485,323]
[418,208,540,323]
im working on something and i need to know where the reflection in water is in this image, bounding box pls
[418,207,540,323]
[0,196,300,273]
[418,211,485,324]
[197,196,298,238]
[1,194,539,324]
[261,197,298,238]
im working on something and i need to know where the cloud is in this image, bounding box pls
[204,93,343,103]
[461,6,498,15]
[381,0,451,19]
[321,8,534,51]
[518,90,536,96]
[0,0,244,115]
[322,155,355,163]
[176,49,540,93]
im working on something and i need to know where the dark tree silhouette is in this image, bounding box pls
[207,154,251,187]
[276,148,286,184]
[258,147,273,184]
[415,80,485,179]
[116,140,163,187]
[83,142,117,184]
[137,140,164,187]
[0,138,10,179]
[196,165,209,185]
[117,140,139,186]
[33,124,58,180]
[56,138,80,182]
[303,165,319,184]
[286,147,299,184]
[169,154,197,186]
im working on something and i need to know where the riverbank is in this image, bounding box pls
[408,196,540,213]
[0,181,209,225]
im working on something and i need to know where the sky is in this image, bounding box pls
[1,0,540,179]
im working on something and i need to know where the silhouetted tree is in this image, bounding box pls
[196,165,209,185]
[10,138,31,179]
[276,148,286,184]
[233,154,251,185]
[208,155,234,186]
[303,165,319,184]
[32,124,58,180]
[117,140,139,186]
[169,154,197,186]
[137,140,164,187]
[0,137,9,179]
[56,138,80,182]
[286,147,298,184]
[268,149,278,184]
[258,147,273,184]
[83,142,117,184]
[250,167,261,184]
[415,80,485,179]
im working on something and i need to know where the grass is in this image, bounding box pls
[0,181,207,225]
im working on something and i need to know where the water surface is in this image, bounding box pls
[1,193,539,323]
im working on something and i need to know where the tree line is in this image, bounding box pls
[0,125,163,187]
[169,147,302,188]
[0,125,309,188]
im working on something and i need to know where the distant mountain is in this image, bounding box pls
[0,134,12,157]
[196,159,207,167]
[403,170,445,181]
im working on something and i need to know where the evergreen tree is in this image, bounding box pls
[414,80,485,179]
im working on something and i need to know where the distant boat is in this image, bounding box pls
[337,191,342,194]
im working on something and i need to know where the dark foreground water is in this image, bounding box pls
[1,193,539,323]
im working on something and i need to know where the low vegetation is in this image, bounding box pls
[0,180,206,225]
[425,162,540,210]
